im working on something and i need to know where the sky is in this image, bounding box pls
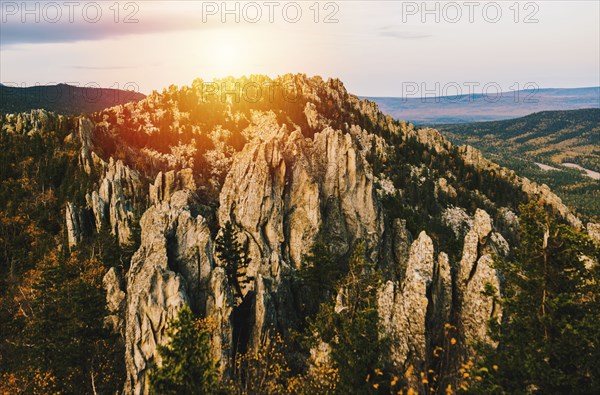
[1,1,599,97]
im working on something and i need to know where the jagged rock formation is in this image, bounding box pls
[64,117,142,246]
[218,125,383,277]
[457,210,503,357]
[442,206,473,239]
[0,109,68,135]
[149,169,196,205]
[210,123,385,365]
[14,75,583,394]
[378,231,435,378]
[93,157,140,244]
[104,267,126,335]
[459,145,583,229]
[589,223,600,246]
[65,202,86,247]
[124,190,214,395]
[378,209,504,382]
[431,252,452,332]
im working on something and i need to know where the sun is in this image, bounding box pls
[190,27,261,78]
[216,44,237,68]
[202,33,249,78]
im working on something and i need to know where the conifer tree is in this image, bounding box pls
[473,201,600,393]
[149,306,219,395]
[214,221,252,298]
[310,243,385,394]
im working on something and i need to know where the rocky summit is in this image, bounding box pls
[1,75,598,394]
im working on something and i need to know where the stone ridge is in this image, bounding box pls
[118,124,509,394]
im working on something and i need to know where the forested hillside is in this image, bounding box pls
[0,75,598,394]
[438,109,600,220]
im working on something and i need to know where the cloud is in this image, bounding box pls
[379,26,432,40]
[0,3,217,47]
[69,65,134,70]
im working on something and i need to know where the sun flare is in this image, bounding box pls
[196,30,252,78]
[216,44,237,67]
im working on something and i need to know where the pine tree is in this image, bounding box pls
[310,243,385,394]
[149,306,219,395]
[473,201,600,393]
[297,239,342,321]
[214,221,252,298]
[27,247,123,394]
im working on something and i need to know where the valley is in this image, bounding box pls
[437,109,600,220]
[367,87,600,124]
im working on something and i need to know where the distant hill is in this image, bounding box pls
[437,109,600,171]
[437,109,600,219]
[366,87,600,124]
[0,83,146,115]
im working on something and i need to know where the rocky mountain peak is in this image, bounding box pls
[2,75,593,394]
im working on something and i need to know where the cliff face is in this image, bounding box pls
[117,127,512,394]
[123,190,211,394]
[115,132,503,393]
[13,75,588,394]
[64,116,142,248]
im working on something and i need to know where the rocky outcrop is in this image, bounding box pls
[456,209,502,357]
[431,252,452,330]
[65,202,85,247]
[378,208,504,384]
[416,127,452,154]
[93,158,141,244]
[461,254,500,351]
[314,128,384,257]
[66,119,142,246]
[436,177,457,199]
[391,219,411,281]
[123,190,214,395]
[520,178,582,229]
[282,131,322,271]
[218,121,384,274]
[78,76,585,394]
[104,267,126,335]
[213,122,385,366]
[442,206,473,240]
[118,112,516,393]
[1,109,67,135]
[304,102,329,131]
[378,231,435,377]
[377,232,452,384]
[6,76,592,395]
[149,168,197,205]
[459,144,582,229]
[473,209,493,243]
[205,267,235,372]
[218,126,291,280]
[79,117,96,174]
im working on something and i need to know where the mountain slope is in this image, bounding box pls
[0,83,146,115]
[437,109,600,219]
[0,75,597,394]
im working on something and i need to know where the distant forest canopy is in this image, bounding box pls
[0,83,146,115]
